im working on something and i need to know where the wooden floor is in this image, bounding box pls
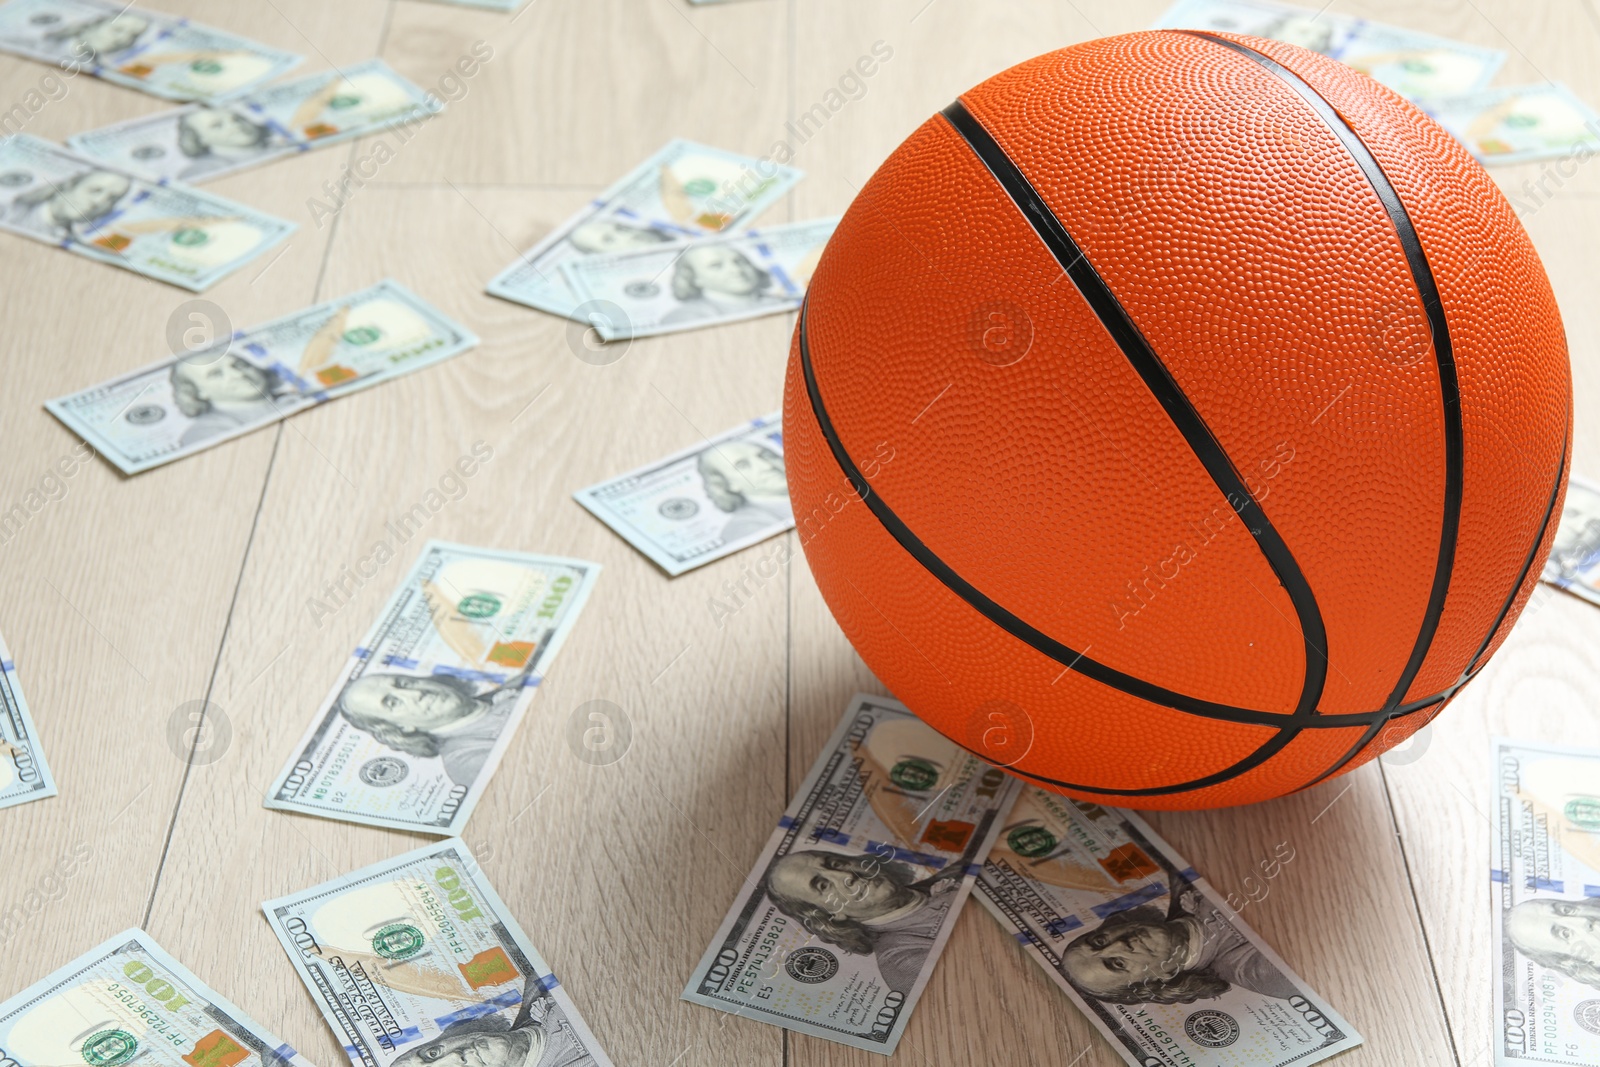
[2,0,1598,1063]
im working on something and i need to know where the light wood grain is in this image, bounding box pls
[1,1,1596,1065]
[0,0,380,1004]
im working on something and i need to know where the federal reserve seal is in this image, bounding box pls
[785,946,839,984]
[1184,1009,1241,1048]
[1577,1000,1600,1036]
[125,404,165,425]
[359,756,409,787]
[81,1031,138,1067]
[372,922,426,960]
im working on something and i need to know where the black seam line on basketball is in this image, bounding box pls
[800,301,1468,729]
[1298,427,1569,794]
[938,98,1329,722]
[1175,32,1465,719]
[1296,716,1393,795]
[953,725,1303,798]
[802,307,1354,737]
[1460,426,1569,680]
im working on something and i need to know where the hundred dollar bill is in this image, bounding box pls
[682,693,1021,1055]
[974,787,1362,1067]
[1491,737,1600,1067]
[561,218,835,340]
[68,59,438,184]
[1541,474,1600,607]
[262,839,614,1067]
[0,135,294,290]
[1424,84,1600,166]
[0,627,55,811]
[574,413,790,576]
[0,0,301,102]
[46,280,476,475]
[265,541,599,835]
[0,927,313,1067]
[486,139,803,319]
[1153,0,1505,100]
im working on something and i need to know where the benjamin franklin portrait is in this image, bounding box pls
[763,848,962,991]
[336,671,521,787]
[1061,884,1298,1005]
[44,11,151,62]
[7,169,131,240]
[171,107,280,179]
[661,245,791,325]
[168,354,296,446]
[567,218,675,256]
[1506,897,1600,990]
[696,439,791,542]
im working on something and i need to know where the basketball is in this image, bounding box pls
[783,31,1572,808]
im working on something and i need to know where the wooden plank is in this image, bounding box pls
[0,0,383,1014]
[376,0,791,187]
[143,179,798,1064]
[0,0,379,995]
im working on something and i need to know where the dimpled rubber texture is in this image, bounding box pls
[784,31,1571,809]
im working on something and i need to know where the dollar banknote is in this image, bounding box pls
[0,927,314,1066]
[682,693,1022,1054]
[574,413,790,575]
[1152,0,1505,100]
[46,280,477,475]
[1541,474,1600,607]
[1424,83,1600,166]
[0,135,294,290]
[68,59,439,184]
[265,541,599,835]
[486,139,803,319]
[560,218,835,340]
[262,839,614,1067]
[0,627,55,811]
[0,0,301,102]
[1492,737,1600,1067]
[974,786,1363,1067]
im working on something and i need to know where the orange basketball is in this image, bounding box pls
[784,31,1571,809]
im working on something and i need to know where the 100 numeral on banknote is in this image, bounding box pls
[682,693,1021,1055]
[265,541,599,834]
